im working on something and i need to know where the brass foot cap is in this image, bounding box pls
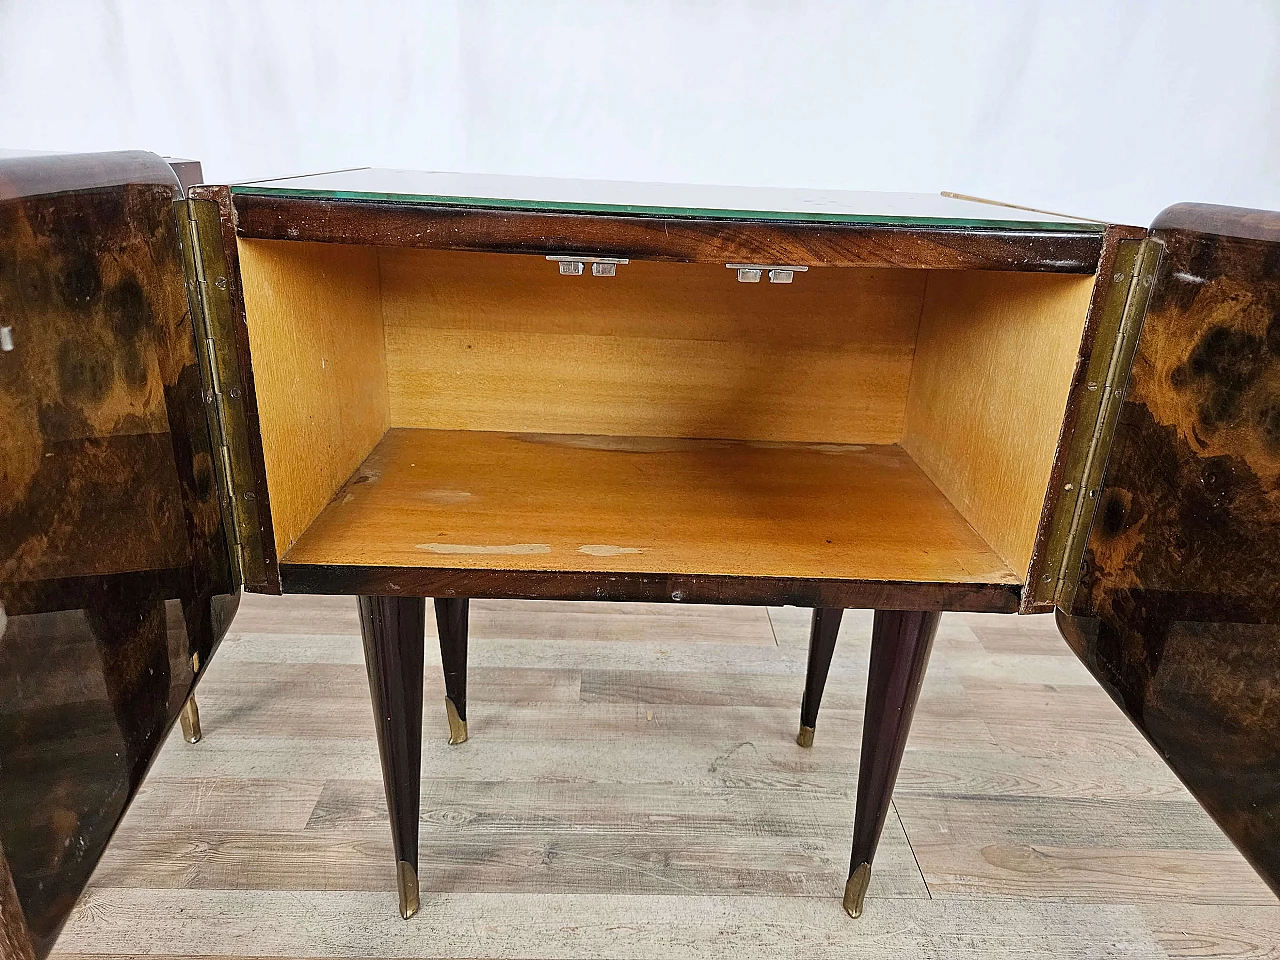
[397,861,420,919]
[445,697,468,745]
[843,862,871,919]
[179,697,202,744]
[796,724,815,748]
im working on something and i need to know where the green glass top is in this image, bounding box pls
[232,169,1103,232]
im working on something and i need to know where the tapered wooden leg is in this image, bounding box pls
[845,609,941,919]
[178,695,202,743]
[358,595,426,920]
[434,598,469,744]
[797,607,843,747]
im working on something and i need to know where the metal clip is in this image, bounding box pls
[726,264,809,284]
[547,255,629,276]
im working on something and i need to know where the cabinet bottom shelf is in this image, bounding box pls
[278,429,1023,611]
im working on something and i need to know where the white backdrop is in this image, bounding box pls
[1,0,1277,226]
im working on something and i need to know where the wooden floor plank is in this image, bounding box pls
[55,890,1166,960]
[50,596,1275,959]
[469,599,779,646]
[896,794,1275,904]
[122,779,325,832]
[1137,903,1280,958]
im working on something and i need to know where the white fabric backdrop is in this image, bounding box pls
[1,0,1276,226]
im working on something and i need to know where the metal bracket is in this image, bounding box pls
[177,198,268,590]
[1032,236,1162,610]
[546,255,629,276]
[726,263,809,283]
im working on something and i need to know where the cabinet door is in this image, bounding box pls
[0,151,237,958]
[1058,204,1280,896]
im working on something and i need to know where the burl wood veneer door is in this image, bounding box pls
[1057,204,1280,899]
[0,151,239,957]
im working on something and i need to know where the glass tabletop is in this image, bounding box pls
[232,169,1103,232]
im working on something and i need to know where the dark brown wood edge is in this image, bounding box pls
[188,184,281,593]
[279,564,1022,613]
[1020,224,1147,613]
[0,150,181,202]
[229,194,1105,274]
[1155,202,1280,243]
[164,158,203,195]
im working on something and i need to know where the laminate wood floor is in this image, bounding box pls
[53,596,1279,959]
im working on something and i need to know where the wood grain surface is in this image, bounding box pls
[50,594,1278,959]
[379,250,925,443]
[235,239,390,557]
[1061,203,1280,897]
[903,270,1095,577]
[0,151,238,960]
[229,193,1106,273]
[281,429,1020,590]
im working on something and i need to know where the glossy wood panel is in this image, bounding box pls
[0,151,237,957]
[1060,203,1280,897]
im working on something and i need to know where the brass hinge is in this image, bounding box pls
[177,198,268,589]
[1033,236,1163,611]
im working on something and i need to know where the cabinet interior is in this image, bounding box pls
[235,239,1096,593]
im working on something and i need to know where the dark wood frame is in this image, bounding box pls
[287,567,1022,613]
[228,192,1105,272]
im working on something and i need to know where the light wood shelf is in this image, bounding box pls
[282,429,1020,590]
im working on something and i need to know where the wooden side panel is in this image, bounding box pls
[902,271,1096,575]
[1060,203,1280,897]
[379,250,925,444]
[235,239,390,557]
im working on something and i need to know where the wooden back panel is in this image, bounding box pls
[902,271,1096,577]
[379,249,927,444]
